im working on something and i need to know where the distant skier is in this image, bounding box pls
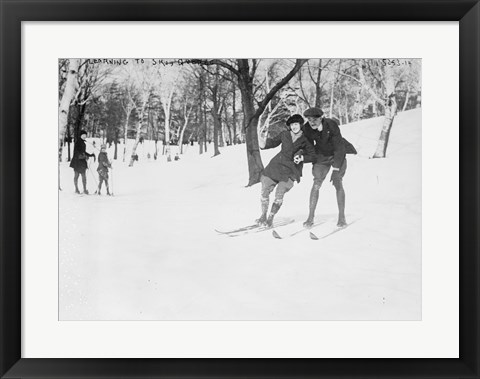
[69,130,95,194]
[302,107,357,228]
[97,144,112,196]
[256,114,316,227]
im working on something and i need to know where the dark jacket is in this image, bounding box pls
[303,118,346,169]
[97,152,111,173]
[262,130,316,183]
[69,138,91,171]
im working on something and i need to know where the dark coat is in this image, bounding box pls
[97,152,111,173]
[69,138,89,171]
[303,118,346,169]
[262,130,316,183]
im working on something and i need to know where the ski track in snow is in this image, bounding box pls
[59,109,422,320]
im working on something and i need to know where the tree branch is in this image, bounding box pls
[253,59,308,120]
[195,59,241,78]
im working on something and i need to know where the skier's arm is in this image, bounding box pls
[300,138,317,164]
[293,149,304,164]
[328,120,346,168]
[258,126,268,149]
[263,132,282,150]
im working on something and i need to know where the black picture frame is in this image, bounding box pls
[1,1,478,378]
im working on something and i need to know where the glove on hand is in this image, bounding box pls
[293,155,304,164]
[330,169,341,184]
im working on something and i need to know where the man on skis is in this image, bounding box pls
[302,107,356,228]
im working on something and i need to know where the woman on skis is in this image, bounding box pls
[257,114,316,227]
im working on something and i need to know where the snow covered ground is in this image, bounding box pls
[59,108,422,320]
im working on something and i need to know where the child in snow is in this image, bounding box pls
[256,114,316,227]
[97,144,112,196]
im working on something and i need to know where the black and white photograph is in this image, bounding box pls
[58,58,422,321]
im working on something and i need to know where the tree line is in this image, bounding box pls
[58,58,421,185]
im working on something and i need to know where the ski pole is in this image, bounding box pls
[87,160,98,192]
[110,165,114,196]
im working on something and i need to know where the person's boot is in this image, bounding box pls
[106,185,111,196]
[303,186,320,228]
[75,187,81,194]
[266,202,282,227]
[256,198,269,225]
[256,214,267,226]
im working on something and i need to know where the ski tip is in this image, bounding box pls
[272,230,282,239]
[309,231,319,240]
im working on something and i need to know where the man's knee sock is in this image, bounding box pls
[267,200,282,225]
[335,183,346,220]
[270,200,282,216]
[261,197,269,217]
[81,173,87,191]
[308,185,320,219]
[74,173,79,191]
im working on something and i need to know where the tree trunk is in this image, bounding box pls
[373,64,397,158]
[58,59,79,158]
[232,84,237,144]
[224,104,232,145]
[212,106,221,156]
[129,100,148,167]
[218,117,225,148]
[203,111,208,153]
[179,104,191,154]
[162,105,172,161]
[74,103,87,141]
[402,85,410,112]
[329,84,335,118]
[198,72,206,154]
[329,60,342,118]
[238,80,263,186]
[315,59,322,108]
[122,108,132,162]
[373,97,397,158]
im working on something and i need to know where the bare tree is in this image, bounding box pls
[178,97,194,154]
[120,83,135,162]
[196,59,307,185]
[58,59,79,189]
[123,65,156,166]
[356,60,398,158]
[157,66,181,161]
[59,59,79,156]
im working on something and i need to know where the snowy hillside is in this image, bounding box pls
[59,108,422,320]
